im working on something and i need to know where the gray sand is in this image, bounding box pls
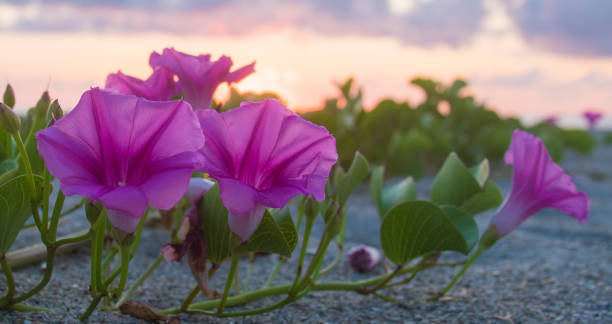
[1,143,611,323]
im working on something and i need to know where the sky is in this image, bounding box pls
[0,0,611,128]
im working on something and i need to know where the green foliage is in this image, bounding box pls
[431,153,483,207]
[335,151,369,205]
[303,77,596,178]
[380,201,478,265]
[198,184,233,263]
[234,208,298,257]
[0,175,39,253]
[370,166,416,218]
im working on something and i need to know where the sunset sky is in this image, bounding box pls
[0,0,611,128]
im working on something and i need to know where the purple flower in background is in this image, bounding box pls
[348,245,381,273]
[150,48,255,109]
[37,88,205,233]
[583,111,602,131]
[105,67,180,101]
[487,130,589,238]
[197,99,337,241]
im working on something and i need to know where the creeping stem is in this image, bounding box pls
[115,254,163,308]
[217,254,240,314]
[0,256,16,308]
[428,244,487,301]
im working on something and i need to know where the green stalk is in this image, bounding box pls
[47,191,65,243]
[180,285,200,312]
[13,131,37,201]
[128,209,148,258]
[11,245,56,304]
[244,252,255,291]
[113,243,130,299]
[428,245,486,301]
[41,169,51,233]
[261,257,286,288]
[0,257,15,308]
[114,254,163,308]
[290,215,315,291]
[79,267,122,321]
[217,254,239,314]
[54,230,91,247]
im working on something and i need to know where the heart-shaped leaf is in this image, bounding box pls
[440,205,478,253]
[198,184,233,263]
[380,201,474,265]
[431,153,482,207]
[0,175,37,253]
[234,208,298,257]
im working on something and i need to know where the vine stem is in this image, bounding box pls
[261,257,286,288]
[180,285,200,312]
[217,254,240,314]
[114,254,163,308]
[113,243,131,300]
[0,256,15,308]
[428,245,486,301]
[290,216,315,291]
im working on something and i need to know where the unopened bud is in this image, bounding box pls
[49,99,63,122]
[3,84,15,108]
[347,245,381,273]
[35,91,51,118]
[0,102,21,134]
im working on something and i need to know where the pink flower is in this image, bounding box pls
[544,116,557,125]
[36,88,205,233]
[105,67,179,101]
[197,99,337,241]
[583,111,603,131]
[348,245,381,273]
[150,48,255,109]
[488,130,590,238]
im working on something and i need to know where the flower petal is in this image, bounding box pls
[185,178,215,204]
[228,204,266,242]
[101,186,147,233]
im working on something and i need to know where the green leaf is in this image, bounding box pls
[380,201,474,265]
[379,176,416,218]
[431,153,482,207]
[562,129,596,154]
[198,184,233,263]
[234,208,297,257]
[440,206,478,253]
[336,151,369,205]
[0,175,37,253]
[460,181,504,215]
[469,159,490,187]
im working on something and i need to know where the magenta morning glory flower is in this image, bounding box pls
[347,245,381,273]
[149,48,255,110]
[583,111,603,131]
[105,66,180,101]
[197,99,337,241]
[36,88,205,233]
[487,130,589,239]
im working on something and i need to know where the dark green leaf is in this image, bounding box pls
[562,129,596,154]
[440,205,478,253]
[380,176,416,217]
[234,209,297,257]
[0,175,39,253]
[460,181,504,215]
[431,153,482,207]
[380,201,473,265]
[198,184,233,263]
[336,151,369,205]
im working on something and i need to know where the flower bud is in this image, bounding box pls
[0,102,21,134]
[347,245,381,273]
[49,99,63,120]
[3,84,15,108]
[35,91,51,118]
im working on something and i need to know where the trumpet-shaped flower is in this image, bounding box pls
[149,48,255,109]
[583,111,602,131]
[197,99,337,241]
[105,67,179,101]
[36,88,205,233]
[488,130,589,238]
